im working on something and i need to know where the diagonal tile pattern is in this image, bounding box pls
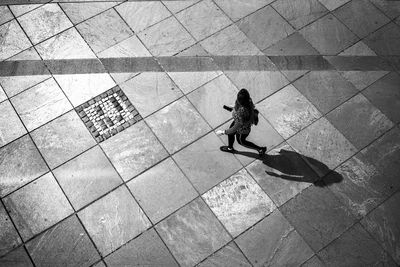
[1,0,400,266]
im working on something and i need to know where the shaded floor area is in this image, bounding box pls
[0,0,400,266]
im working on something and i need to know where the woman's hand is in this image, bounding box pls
[216,130,225,136]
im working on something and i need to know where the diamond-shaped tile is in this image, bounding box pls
[272,0,328,29]
[26,215,100,267]
[3,172,73,241]
[236,209,314,266]
[236,5,295,50]
[53,146,122,210]
[156,198,231,266]
[198,242,251,267]
[139,16,195,56]
[363,72,400,124]
[18,4,72,44]
[128,158,197,223]
[100,120,168,181]
[0,100,26,147]
[76,9,133,53]
[168,71,222,94]
[104,228,178,266]
[146,97,211,154]
[120,72,182,118]
[0,20,31,60]
[334,0,389,38]
[60,2,118,24]
[257,84,322,139]
[263,32,320,55]
[78,186,151,256]
[363,23,400,55]
[299,14,358,55]
[0,6,13,26]
[176,0,231,40]
[214,0,273,21]
[31,110,96,169]
[202,169,275,236]
[116,1,171,33]
[293,71,358,114]
[11,78,72,131]
[280,185,357,251]
[0,135,48,197]
[326,93,394,149]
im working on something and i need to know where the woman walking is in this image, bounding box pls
[216,88,267,156]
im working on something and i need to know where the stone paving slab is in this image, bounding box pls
[1,1,400,266]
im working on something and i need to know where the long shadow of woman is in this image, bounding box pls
[232,149,343,187]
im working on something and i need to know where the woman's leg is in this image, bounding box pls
[227,121,236,148]
[236,133,265,152]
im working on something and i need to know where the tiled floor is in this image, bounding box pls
[0,0,400,266]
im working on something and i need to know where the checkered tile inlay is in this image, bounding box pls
[76,86,141,142]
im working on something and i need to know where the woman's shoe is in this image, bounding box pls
[258,147,267,156]
[220,146,235,153]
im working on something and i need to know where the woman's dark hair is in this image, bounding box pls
[235,88,254,122]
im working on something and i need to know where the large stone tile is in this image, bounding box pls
[318,0,350,11]
[128,158,197,223]
[139,16,196,56]
[214,0,273,21]
[168,71,222,94]
[334,0,389,38]
[203,169,275,236]
[236,209,314,266]
[120,72,182,117]
[187,75,237,127]
[272,0,328,29]
[326,153,395,218]
[363,72,400,124]
[79,186,151,256]
[60,2,118,24]
[263,32,320,56]
[246,143,318,207]
[287,117,357,177]
[0,246,33,267]
[200,24,263,55]
[326,93,394,149]
[18,4,72,44]
[97,35,151,84]
[339,40,377,56]
[36,28,96,59]
[0,135,48,197]
[54,74,116,107]
[198,242,251,267]
[176,0,231,40]
[299,14,358,55]
[0,204,21,257]
[53,146,122,210]
[318,223,397,266]
[146,97,211,154]
[101,120,168,180]
[163,0,200,13]
[339,71,388,91]
[280,185,357,251]
[0,100,26,147]
[173,132,241,193]
[361,192,400,265]
[216,115,284,166]
[31,110,96,169]
[369,0,400,19]
[0,48,51,98]
[364,23,400,56]
[224,70,289,103]
[76,9,133,53]
[3,172,73,241]
[0,6,13,26]
[9,4,41,17]
[11,78,72,131]
[156,198,231,266]
[105,228,178,267]
[0,20,31,60]
[116,1,171,33]
[360,127,400,189]
[301,255,324,267]
[0,85,6,103]
[26,215,100,267]
[257,84,322,139]
[293,71,358,114]
[236,5,294,50]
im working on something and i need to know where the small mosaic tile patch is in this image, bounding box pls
[76,86,141,142]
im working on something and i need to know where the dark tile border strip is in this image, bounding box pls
[1,56,399,76]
